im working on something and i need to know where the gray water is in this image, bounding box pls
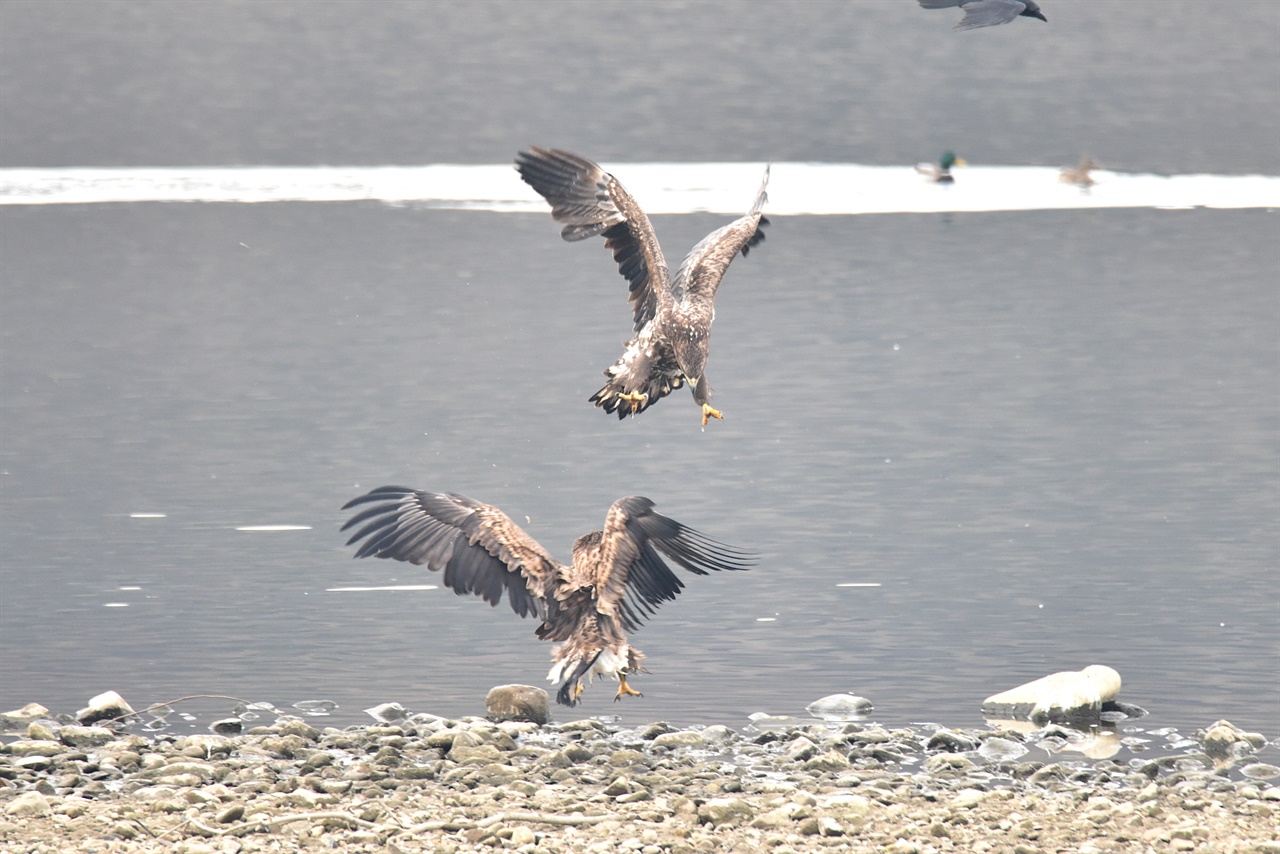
[1,1,1277,737]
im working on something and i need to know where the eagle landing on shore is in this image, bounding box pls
[516,147,770,427]
[341,486,754,706]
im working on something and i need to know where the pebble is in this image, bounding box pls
[0,705,1274,853]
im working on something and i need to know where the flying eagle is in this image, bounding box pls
[516,147,770,426]
[340,486,754,706]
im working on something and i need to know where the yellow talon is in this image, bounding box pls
[700,403,723,427]
[613,673,643,702]
[572,682,585,702]
[618,390,649,410]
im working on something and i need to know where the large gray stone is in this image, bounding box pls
[485,684,550,725]
[59,725,116,748]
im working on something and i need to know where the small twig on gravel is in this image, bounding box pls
[102,694,259,724]
[476,811,618,828]
[177,817,223,839]
[123,817,159,838]
[217,810,383,838]
[392,811,616,837]
[393,820,476,834]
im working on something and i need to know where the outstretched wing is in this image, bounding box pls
[581,496,755,633]
[516,146,669,331]
[919,0,1030,29]
[341,486,559,621]
[670,164,770,304]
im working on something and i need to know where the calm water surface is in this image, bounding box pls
[2,203,1275,737]
[0,0,1277,739]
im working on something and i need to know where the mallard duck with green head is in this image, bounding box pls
[916,151,967,184]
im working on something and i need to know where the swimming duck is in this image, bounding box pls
[915,151,967,184]
[1059,156,1098,188]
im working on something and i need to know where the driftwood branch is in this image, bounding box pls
[102,694,260,724]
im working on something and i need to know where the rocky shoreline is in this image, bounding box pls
[2,705,1277,853]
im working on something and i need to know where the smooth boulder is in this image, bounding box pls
[981,665,1121,724]
[485,684,550,725]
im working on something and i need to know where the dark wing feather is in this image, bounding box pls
[341,486,560,621]
[585,496,755,633]
[670,164,770,303]
[516,146,670,331]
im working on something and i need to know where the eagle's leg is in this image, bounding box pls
[618,390,649,406]
[700,403,723,427]
[572,681,586,703]
[613,673,643,702]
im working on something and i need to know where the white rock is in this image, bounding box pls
[76,690,135,724]
[805,693,873,721]
[982,665,1121,722]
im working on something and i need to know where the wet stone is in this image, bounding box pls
[652,730,705,749]
[805,694,873,721]
[485,684,550,725]
[75,691,135,726]
[927,730,978,753]
[210,718,243,735]
[58,726,115,748]
[1241,763,1280,780]
[923,753,977,774]
[978,736,1029,763]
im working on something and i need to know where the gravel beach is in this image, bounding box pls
[2,703,1277,853]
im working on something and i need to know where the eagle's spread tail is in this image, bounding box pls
[590,333,685,419]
